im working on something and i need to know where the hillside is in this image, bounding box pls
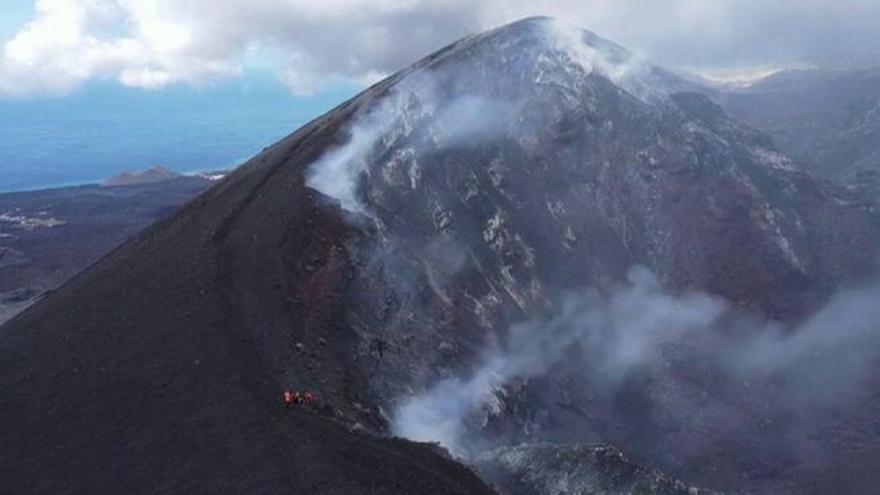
[3,17,880,495]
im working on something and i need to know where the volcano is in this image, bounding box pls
[2,17,880,495]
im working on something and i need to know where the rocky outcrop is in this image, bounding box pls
[102,165,181,186]
[716,67,880,199]
[477,443,717,495]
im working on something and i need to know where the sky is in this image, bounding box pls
[4,0,880,98]
[0,2,31,40]
[1,1,880,190]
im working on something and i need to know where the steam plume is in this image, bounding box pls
[392,267,880,457]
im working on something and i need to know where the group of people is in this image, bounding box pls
[282,389,315,406]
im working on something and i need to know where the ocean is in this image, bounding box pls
[0,77,356,192]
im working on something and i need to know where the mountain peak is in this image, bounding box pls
[5,16,880,495]
[408,16,691,112]
[305,17,691,215]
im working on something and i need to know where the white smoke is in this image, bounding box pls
[305,19,676,215]
[391,266,880,456]
[304,74,423,214]
[299,17,880,463]
[543,19,663,102]
[305,104,393,214]
[732,284,880,407]
[305,73,513,215]
[392,267,725,454]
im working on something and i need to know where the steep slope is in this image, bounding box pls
[716,67,880,197]
[0,69,496,495]
[318,20,876,324]
[0,177,213,325]
[2,16,880,495]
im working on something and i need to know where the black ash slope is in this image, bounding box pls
[0,72,495,494]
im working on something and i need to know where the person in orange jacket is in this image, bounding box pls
[283,389,299,405]
[283,388,318,408]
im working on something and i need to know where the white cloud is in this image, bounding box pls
[0,0,241,96]
[0,0,483,96]
[2,0,880,97]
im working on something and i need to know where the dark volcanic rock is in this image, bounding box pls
[333,20,877,324]
[1,16,880,495]
[0,246,28,268]
[477,443,717,495]
[716,67,880,198]
[1,288,39,304]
